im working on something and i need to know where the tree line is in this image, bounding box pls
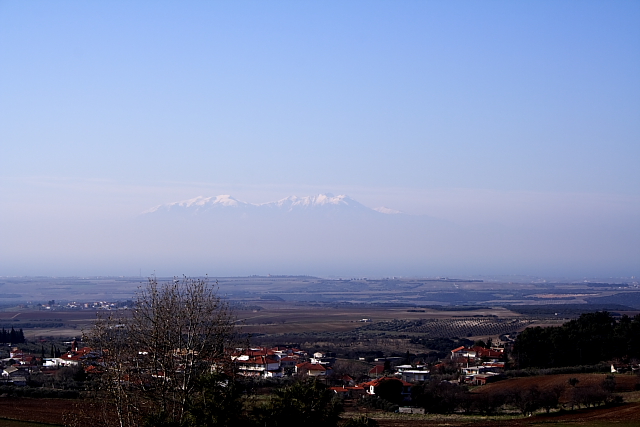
[354,375,622,417]
[513,311,640,369]
[0,327,25,344]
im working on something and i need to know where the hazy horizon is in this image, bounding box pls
[1,2,638,278]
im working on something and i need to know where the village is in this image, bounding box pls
[2,337,507,401]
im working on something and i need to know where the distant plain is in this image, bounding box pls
[0,276,637,342]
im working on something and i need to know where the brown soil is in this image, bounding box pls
[0,398,97,426]
[477,373,639,403]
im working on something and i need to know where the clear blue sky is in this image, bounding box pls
[1,1,638,278]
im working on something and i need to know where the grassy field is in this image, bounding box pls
[345,401,640,426]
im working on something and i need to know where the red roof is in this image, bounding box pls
[369,365,385,374]
[451,346,502,359]
[472,346,503,359]
[239,355,279,365]
[360,377,413,388]
[84,365,104,374]
[61,353,82,361]
[482,361,505,367]
[330,385,365,393]
[296,362,327,371]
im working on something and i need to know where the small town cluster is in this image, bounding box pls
[231,343,505,398]
[2,338,505,399]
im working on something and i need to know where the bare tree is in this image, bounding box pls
[88,276,236,427]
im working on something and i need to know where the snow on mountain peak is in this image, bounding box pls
[170,194,244,208]
[212,195,243,207]
[142,193,397,215]
[373,206,403,214]
[142,194,249,214]
[266,194,359,210]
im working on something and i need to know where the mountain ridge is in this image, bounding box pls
[142,193,401,215]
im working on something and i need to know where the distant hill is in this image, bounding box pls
[132,193,453,276]
[142,193,397,217]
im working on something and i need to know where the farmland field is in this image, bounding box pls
[0,421,59,427]
[0,398,92,426]
[237,303,530,333]
[235,302,566,354]
[356,317,540,338]
[0,310,105,339]
[477,373,640,399]
[0,301,624,352]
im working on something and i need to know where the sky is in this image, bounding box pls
[1,1,639,278]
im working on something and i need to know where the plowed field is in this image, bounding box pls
[0,398,96,426]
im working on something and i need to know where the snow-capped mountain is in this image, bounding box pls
[262,194,371,212]
[373,206,403,214]
[143,194,396,216]
[132,194,449,275]
[142,195,252,214]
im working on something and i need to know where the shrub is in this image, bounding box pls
[356,395,398,412]
[252,379,343,427]
[473,390,508,415]
[411,380,470,414]
[342,416,379,427]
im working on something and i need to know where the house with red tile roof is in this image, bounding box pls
[358,377,413,401]
[451,345,503,366]
[329,385,365,398]
[334,374,355,386]
[295,362,331,377]
[1,365,28,386]
[235,355,280,376]
[449,344,505,385]
[368,364,385,377]
[469,373,502,386]
[473,346,503,359]
[279,356,298,371]
[450,346,467,358]
[58,346,99,367]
